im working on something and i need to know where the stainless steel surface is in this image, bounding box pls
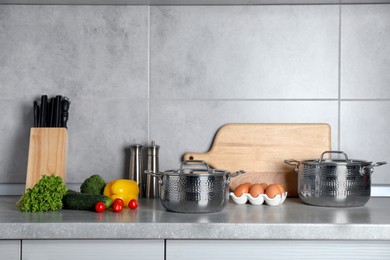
[1,196,390,240]
[129,145,144,197]
[154,160,243,213]
[285,151,387,207]
[361,161,387,174]
[160,173,229,213]
[146,141,160,199]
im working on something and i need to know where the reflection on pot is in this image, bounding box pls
[285,151,387,207]
[148,160,245,213]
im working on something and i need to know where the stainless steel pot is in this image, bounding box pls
[284,151,386,207]
[148,160,244,213]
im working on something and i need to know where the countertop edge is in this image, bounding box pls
[2,222,390,240]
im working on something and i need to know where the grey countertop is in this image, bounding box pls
[1,196,389,240]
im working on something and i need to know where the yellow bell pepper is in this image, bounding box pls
[103,179,139,207]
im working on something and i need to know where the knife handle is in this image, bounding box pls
[40,95,48,127]
[55,95,62,127]
[48,97,55,127]
[61,97,70,128]
[33,101,39,127]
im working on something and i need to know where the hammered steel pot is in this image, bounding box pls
[148,160,244,213]
[284,151,386,207]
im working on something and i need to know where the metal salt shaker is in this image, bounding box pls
[129,144,144,197]
[146,141,160,198]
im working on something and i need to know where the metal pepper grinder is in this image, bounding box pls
[129,144,144,197]
[146,141,160,198]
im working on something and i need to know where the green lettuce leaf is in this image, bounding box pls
[17,175,68,212]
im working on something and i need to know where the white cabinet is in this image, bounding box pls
[7,238,390,259]
[22,240,164,260]
[166,240,390,260]
[0,240,20,260]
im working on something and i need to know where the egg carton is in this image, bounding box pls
[230,192,288,206]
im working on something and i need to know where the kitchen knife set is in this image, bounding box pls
[33,95,70,128]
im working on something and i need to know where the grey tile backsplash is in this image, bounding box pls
[341,5,390,99]
[151,5,339,99]
[0,4,389,189]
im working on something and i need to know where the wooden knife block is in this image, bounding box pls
[25,128,68,190]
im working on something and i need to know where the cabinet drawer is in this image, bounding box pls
[22,240,164,260]
[166,240,390,260]
[0,240,20,260]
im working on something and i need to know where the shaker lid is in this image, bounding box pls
[148,141,160,156]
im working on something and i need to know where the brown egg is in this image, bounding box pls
[276,183,285,193]
[260,183,269,190]
[265,183,284,199]
[234,182,252,197]
[249,184,264,198]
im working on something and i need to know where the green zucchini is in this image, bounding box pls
[62,191,112,211]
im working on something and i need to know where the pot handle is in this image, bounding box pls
[144,169,161,177]
[229,170,246,178]
[319,151,349,162]
[361,161,387,175]
[144,170,165,185]
[226,170,246,186]
[180,160,210,171]
[284,159,300,174]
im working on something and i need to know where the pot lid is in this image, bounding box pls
[164,169,228,176]
[303,158,372,166]
[163,160,228,176]
[302,151,372,166]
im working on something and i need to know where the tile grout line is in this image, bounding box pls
[147,5,151,143]
[148,98,390,101]
[337,4,342,151]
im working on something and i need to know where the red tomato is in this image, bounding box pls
[95,202,106,213]
[128,199,138,209]
[112,202,123,213]
[113,198,124,207]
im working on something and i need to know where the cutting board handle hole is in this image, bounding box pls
[189,156,194,160]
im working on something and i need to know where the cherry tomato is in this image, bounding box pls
[128,199,138,209]
[113,198,124,207]
[95,202,106,213]
[112,202,123,212]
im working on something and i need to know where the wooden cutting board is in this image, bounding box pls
[183,123,331,197]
